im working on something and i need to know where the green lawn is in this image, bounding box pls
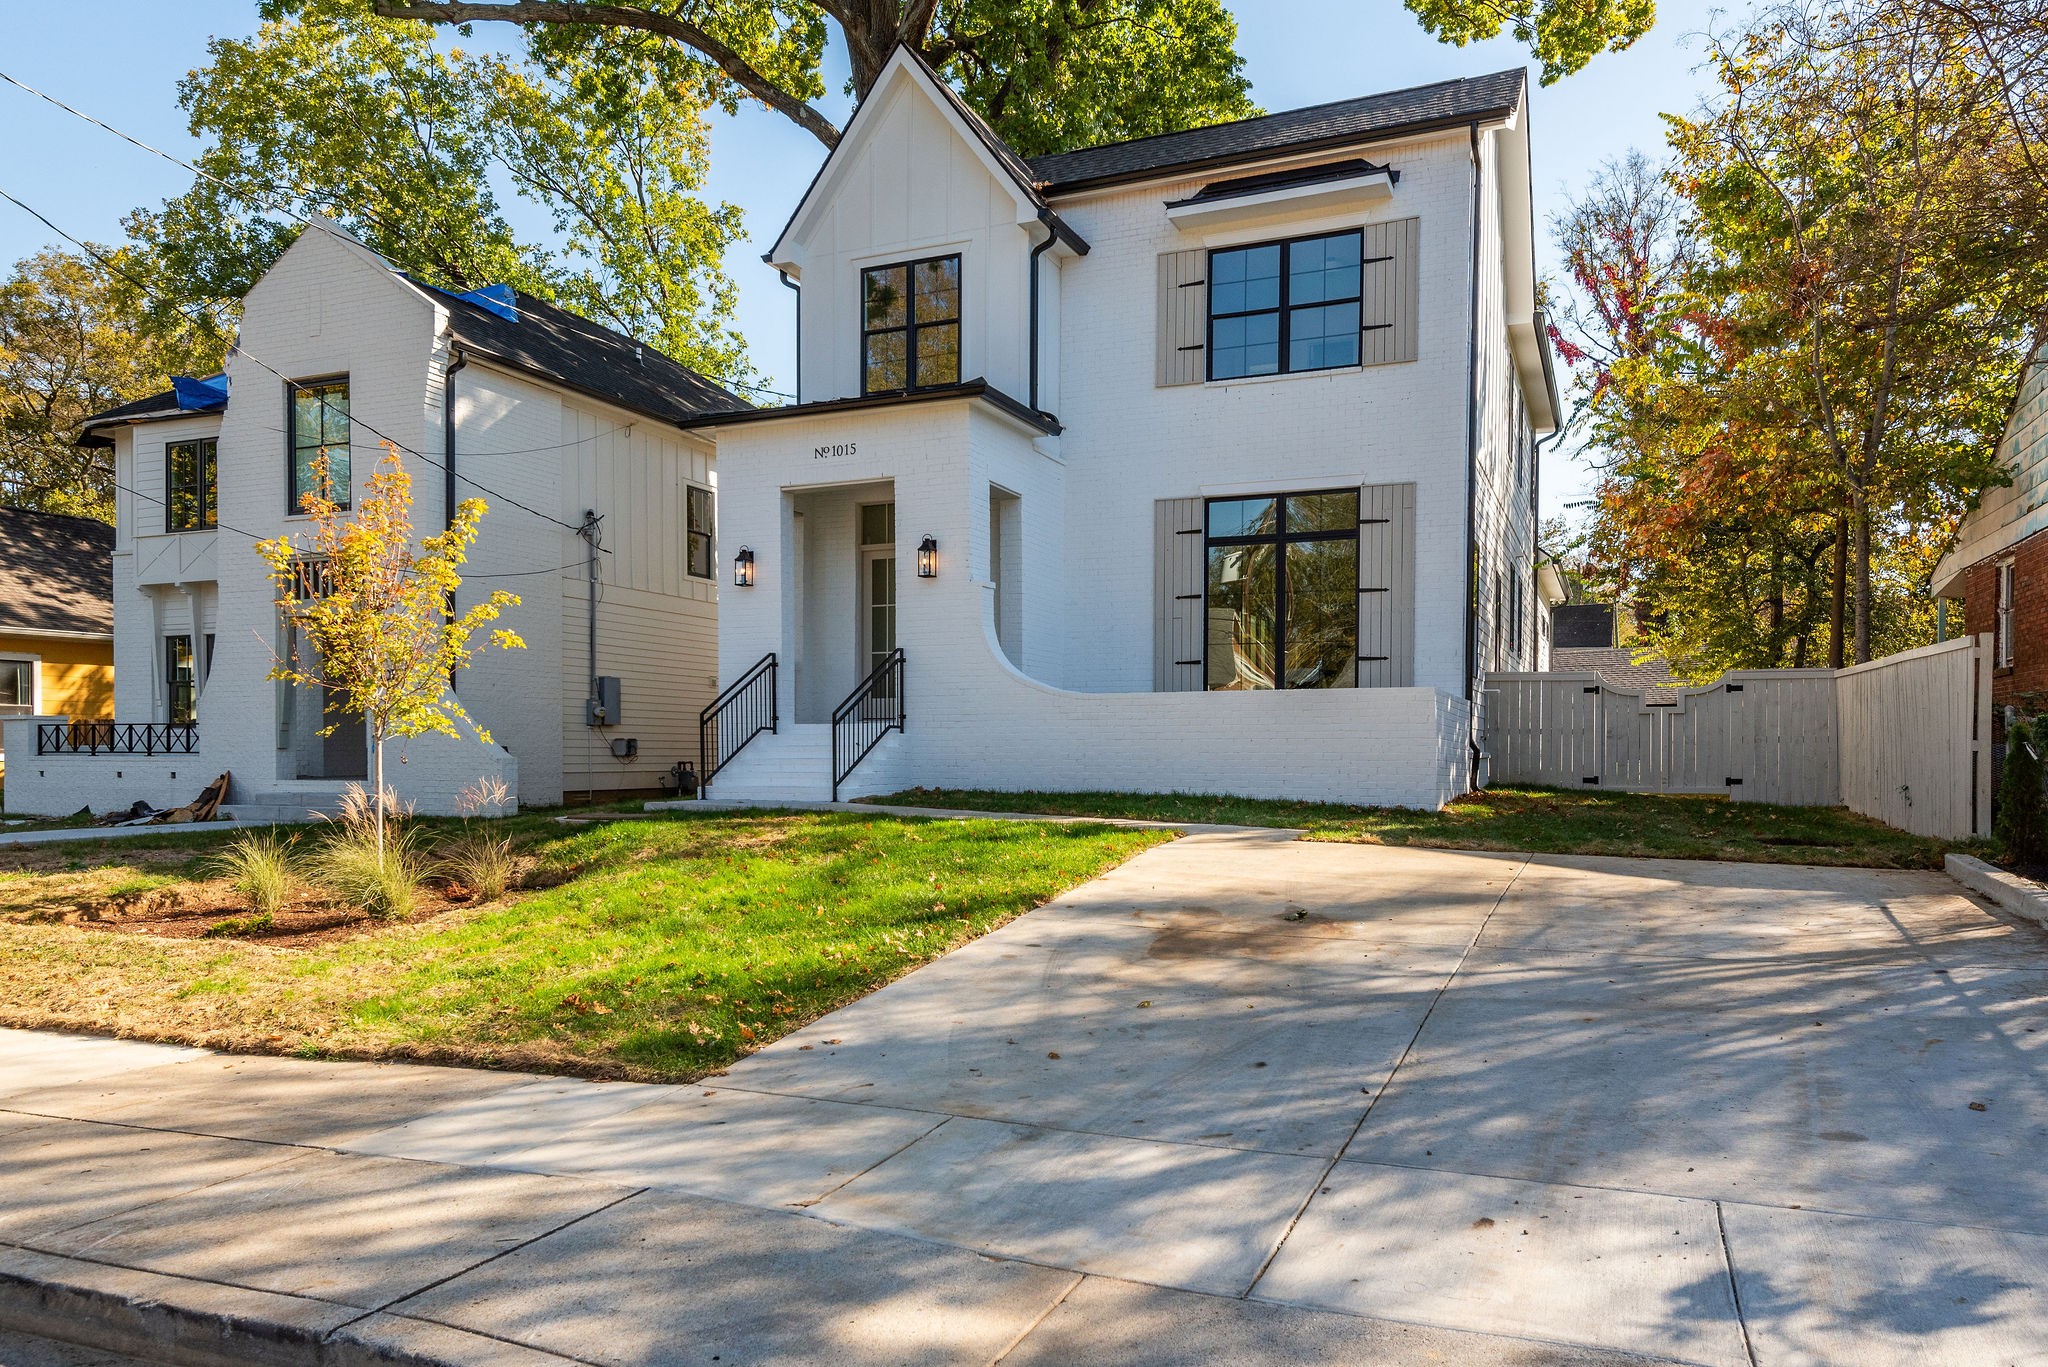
[865,785,1976,869]
[0,810,1168,1080]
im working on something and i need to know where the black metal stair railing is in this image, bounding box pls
[699,653,777,791]
[38,721,198,756]
[832,648,904,802]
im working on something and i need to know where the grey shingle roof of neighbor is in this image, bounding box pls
[0,505,114,636]
[1026,68,1528,193]
[78,289,743,439]
[1551,647,1685,702]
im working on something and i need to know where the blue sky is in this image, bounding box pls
[0,2,1722,518]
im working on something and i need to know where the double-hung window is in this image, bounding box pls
[685,486,715,580]
[0,659,33,717]
[165,636,196,725]
[167,438,217,532]
[1209,230,1363,381]
[288,378,351,512]
[1205,490,1359,690]
[1997,559,2017,667]
[862,255,961,394]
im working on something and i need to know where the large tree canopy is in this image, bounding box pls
[1553,0,2048,676]
[365,0,1261,155]
[130,0,752,383]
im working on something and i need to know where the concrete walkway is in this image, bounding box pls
[1,835,2044,1365]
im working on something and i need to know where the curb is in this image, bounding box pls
[0,1246,572,1367]
[1945,853,2048,931]
[638,797,1307,839]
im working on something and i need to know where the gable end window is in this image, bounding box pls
[686,485,715,580]
[167,438,217,532]
[1209,230,1362,381]
[863,255,961,395]
[288,377,351,512]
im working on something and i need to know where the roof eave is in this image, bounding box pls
[677,379,1060,437]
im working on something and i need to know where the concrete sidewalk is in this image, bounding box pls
[1,835,2045,1364]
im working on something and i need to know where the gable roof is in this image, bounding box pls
[768,44,1088,268]
[0,506,113,637]
[1027,69,1527,194]
[430,287,742,423]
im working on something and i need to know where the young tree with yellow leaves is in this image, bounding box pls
[257,443,524,851]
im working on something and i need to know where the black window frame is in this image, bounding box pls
[685,484,716,580]
[287,375,352,514]
[861,253,963,396]
[1207,229,1366,382]
[166,437,218,533]
[165,634,196,725]
[1203,488,1361,691]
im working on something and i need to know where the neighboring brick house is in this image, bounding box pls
[0,506,114,782]
[693,47,1558,806]
[1933,345,2048,720]
[3,220,735,817]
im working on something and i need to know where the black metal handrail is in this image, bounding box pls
[38,721,198,756]
[699,653,777,790]
[832,648,905,802]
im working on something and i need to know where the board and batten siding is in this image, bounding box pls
[1357,482,1416,687]
[556,402,718,796]
[1153,497,1205,689]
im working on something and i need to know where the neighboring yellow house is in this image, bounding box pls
[1,505,114,783]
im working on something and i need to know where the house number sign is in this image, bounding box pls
[814,441,857,460]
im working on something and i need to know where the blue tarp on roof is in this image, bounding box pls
[171,374,229,411]
[455,284,519,323]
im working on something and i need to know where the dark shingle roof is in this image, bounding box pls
[435,288,741,423]
[1026,69,1527,193]
[0,506,113,636]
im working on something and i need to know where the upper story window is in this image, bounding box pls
[863,255,961,395]
[288,378,351,512]
[1209,230,1363,381]
[685,485,715,580]
[166,438,217,532]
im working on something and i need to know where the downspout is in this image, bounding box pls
[443,347,467,531]
[1464,121,1485,786]
[443,345,468,692]
[778,270,801,401]
[1028,210,1060,416]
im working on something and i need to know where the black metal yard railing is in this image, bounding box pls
[832,647,904,802]
[38,721,198,755]
[699,652,777,790]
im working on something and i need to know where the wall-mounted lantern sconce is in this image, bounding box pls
[733,545,755,587]
[917,534,938,579]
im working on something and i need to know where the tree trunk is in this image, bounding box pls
[1852,494,1873,664]
[1829,513,1847,670]
[373,731,386,859]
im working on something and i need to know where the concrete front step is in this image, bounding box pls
[700,723,904,803]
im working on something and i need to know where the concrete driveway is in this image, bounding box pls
[1,831,2044,1365]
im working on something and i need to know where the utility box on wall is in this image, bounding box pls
[587,676,622,727]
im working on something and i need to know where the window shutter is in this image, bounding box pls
[1157,250,1206,386]
[1154,497,1205,690]
[1357,482,1416,687]
[1360,218,1419,366]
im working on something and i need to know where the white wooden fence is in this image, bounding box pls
[1485,634,1992,838]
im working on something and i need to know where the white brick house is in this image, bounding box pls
[693,48,1557,808]
[3,222,734,818]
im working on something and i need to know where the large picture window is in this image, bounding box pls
[1209,230,1363,380]
[1205,490,1358,690]
[167,438,217,532]
[685,485,715,579]
[863,254,961,394]
[288,378,351,512]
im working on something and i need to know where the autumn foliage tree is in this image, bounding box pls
[258,444,525,849]
[1553,0,2048,676]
